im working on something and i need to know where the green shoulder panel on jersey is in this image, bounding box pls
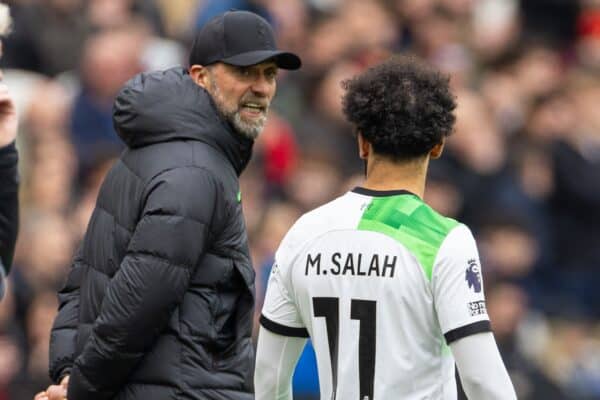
[357,194,459,281]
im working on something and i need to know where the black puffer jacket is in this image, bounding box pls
[49,68,256,400]
[0,141,19,300]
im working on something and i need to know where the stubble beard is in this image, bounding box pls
[208,76,268,140]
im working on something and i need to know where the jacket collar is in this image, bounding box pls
[113,67,254,175]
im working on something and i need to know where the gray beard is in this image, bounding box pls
[228,108,267,140]
[207,76,268,140]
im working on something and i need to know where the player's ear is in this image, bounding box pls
[188,64,210,89]
[357,132,370,160]
[430,138,445,159]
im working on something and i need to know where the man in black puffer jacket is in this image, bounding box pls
[42,11,301,400]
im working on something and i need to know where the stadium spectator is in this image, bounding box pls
[70,28,143,178]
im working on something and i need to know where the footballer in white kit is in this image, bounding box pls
[254,56,516,400]
[260,188,490,399]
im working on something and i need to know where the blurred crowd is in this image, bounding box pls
[0,0,599,399]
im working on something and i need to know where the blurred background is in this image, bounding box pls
[0,0,599,399]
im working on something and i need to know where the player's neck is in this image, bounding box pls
[363,155,428,198]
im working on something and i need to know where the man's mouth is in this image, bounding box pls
[241,102,266,111]
[239,102,267,118]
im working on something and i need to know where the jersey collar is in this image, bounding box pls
[352,186,419,198]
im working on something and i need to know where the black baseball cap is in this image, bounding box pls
[189,10,301,70]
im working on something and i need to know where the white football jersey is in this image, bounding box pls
[260,188,491,400]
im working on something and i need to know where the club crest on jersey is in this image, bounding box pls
[465,259,481,293]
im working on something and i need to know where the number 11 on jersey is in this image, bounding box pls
[312,297,377,400]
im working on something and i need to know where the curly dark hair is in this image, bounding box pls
[342,55,456,161]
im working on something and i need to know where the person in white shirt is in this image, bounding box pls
[255,56,517,399]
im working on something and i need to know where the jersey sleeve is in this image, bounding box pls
[260,226,309,338]
[432,224,491,344]
[255,327,307,399]
[260,263,308,337]
[451,332,517,398]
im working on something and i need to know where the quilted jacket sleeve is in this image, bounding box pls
[49,246,85,383]
[0,141,19,276]
[67,166,221,400]
[49,244,83,383]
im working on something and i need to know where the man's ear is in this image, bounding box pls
[357,132,370,160]
[430,138,445,159]
[189,65,210,89]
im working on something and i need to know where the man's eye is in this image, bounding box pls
[266,70,278,80]
[238,67,251,76]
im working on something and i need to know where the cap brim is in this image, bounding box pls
[221,50,302,70]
